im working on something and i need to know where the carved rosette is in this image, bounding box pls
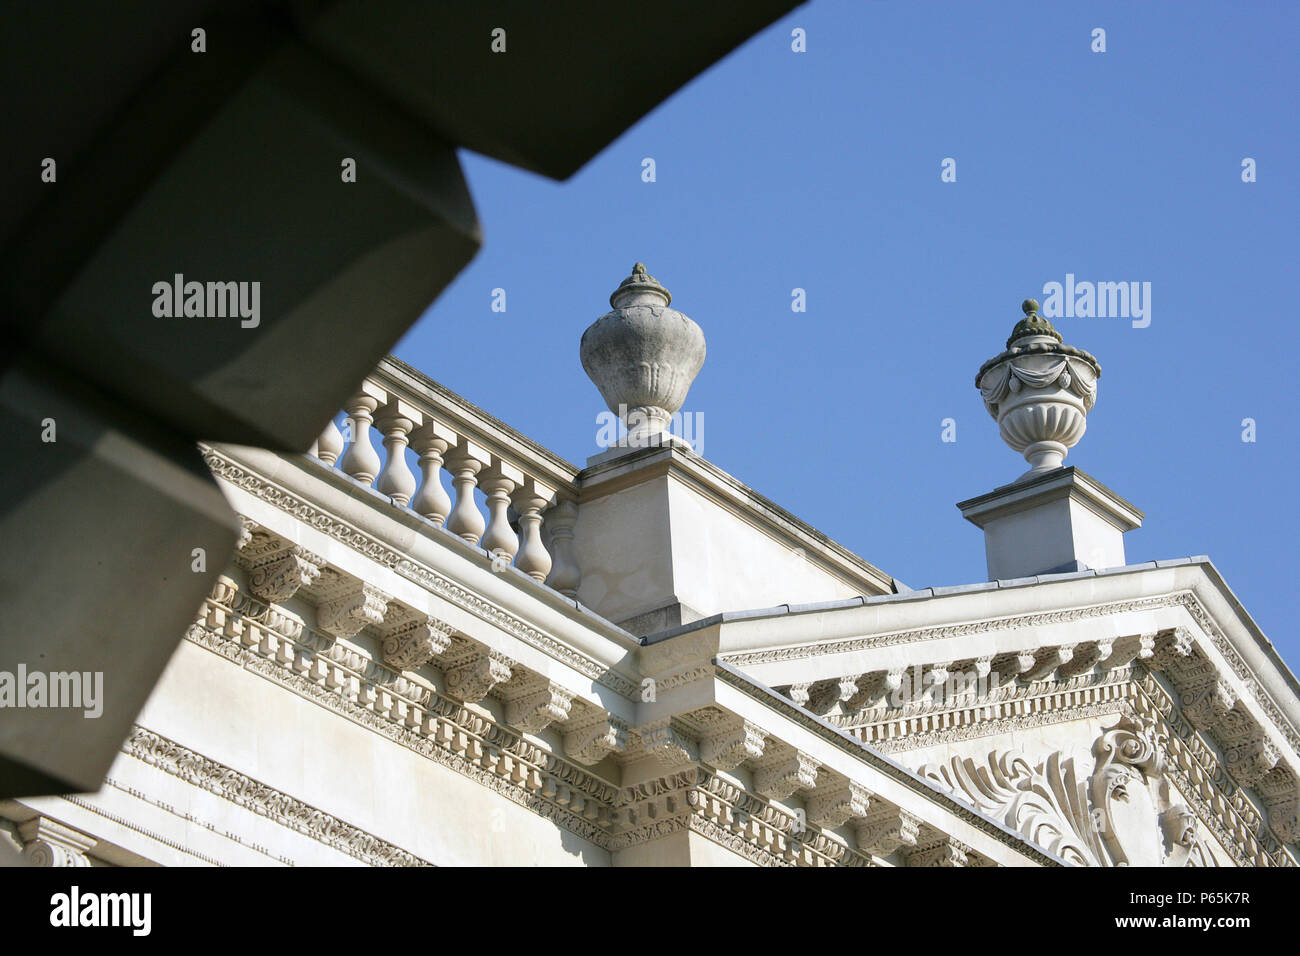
[975,299,1101,481]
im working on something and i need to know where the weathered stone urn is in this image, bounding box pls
[580,263,706,446]
[976,299,1101,481]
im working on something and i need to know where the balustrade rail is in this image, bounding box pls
[308,357,583,597]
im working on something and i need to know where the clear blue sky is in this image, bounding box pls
[393,1,1299,663]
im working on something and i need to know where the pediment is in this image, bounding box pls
[703,566,1300,865]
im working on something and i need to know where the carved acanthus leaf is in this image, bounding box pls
[854,804,920,857]
[381,616,454,670]
[806,781,872,829]
[444,650,514,703]
[504,680,574,734]
[753,751,820,800]
[699,720,767,770]
[317,583,390,641]
[564,713,629,765]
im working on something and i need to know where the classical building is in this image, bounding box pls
[4,266,1297,867]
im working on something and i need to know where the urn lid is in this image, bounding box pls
[609,262,671,308]
[1006,298,1063,349]
[976,297,1101,385]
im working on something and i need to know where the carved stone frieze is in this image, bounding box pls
[122,727,432,866]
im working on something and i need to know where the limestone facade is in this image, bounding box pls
[3,275,1296,868]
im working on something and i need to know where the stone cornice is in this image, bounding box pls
[720,592,1185,669]
[201,444,640,700]
[716,586,1300,757]
[182,587,1043,865]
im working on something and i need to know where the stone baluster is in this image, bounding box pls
[481,459,524,563]
[313,416,344,466]
[376,399,423,507]
[444,439,490,545]
[410,421,456,526]
[544,499,581,597]
[513,479,556,582]
[339,383,386,485]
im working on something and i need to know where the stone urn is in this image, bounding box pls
[976,299,1101,481]
[580,263,706,446]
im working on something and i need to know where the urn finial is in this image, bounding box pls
[976,297,1101,481]
[609,262,672,308]
[581,263,705,450]
[1006,297,1063,349]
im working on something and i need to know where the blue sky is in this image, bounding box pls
[393,1,1299,662]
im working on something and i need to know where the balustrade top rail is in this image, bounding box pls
[308,356,582,595]
[371,356,582,498]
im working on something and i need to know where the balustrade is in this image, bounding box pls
[309,359,582,598]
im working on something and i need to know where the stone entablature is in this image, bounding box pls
[152,549,1051,867]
